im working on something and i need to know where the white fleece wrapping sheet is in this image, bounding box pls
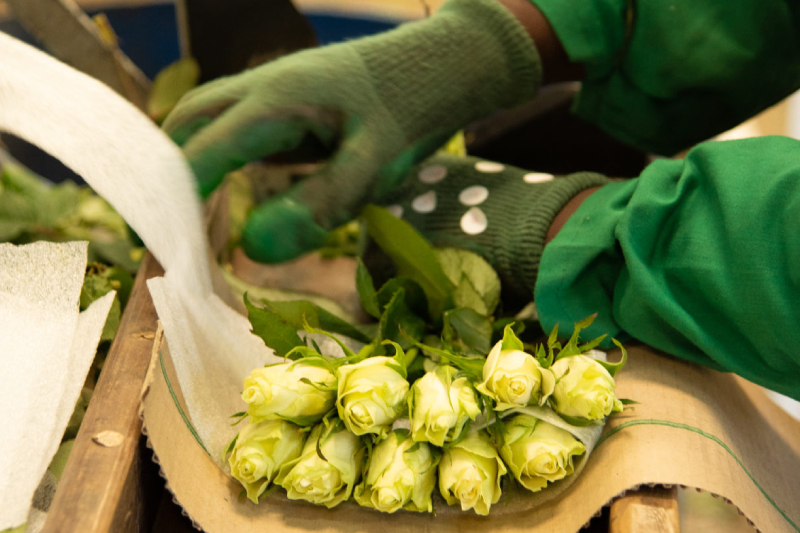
[0,31,273,530]
[0,241,115,530]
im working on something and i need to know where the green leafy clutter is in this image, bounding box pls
[0,154,143,272]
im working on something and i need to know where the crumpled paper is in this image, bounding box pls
[0,30,273,479]
[0,241,115,530]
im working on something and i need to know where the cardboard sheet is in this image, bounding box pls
[0,242,115,531]
[144,338,800,532]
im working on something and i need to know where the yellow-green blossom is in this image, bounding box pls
[439,430,506,515]
[408,365,480,446]
[336,357,408,437]
[228,419,306,503]
[354,429,440,513]
[498,414,585,492]
[242,360,336,425]
[277,420,366,508]
[475,340,555,410]
[550,355,623,421]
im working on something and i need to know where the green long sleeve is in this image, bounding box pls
[530,0,800,155]
[535,136,800,400]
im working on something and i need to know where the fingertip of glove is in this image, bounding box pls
[241,198,329,263]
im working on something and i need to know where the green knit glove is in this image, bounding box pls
[162,0,541,263]
[383,154,609,298]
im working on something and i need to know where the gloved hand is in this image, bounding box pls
[378,154,609,299]
[162,0,542,263]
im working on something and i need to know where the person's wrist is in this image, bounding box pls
[497,0,584,84]
[544,186,601,245]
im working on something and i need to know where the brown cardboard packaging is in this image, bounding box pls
[142,332,800,532]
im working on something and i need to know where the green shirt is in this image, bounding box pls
[531,0,800,155]
[535,136,800,400]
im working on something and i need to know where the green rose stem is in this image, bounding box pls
[439,430,506,515]
[242,359,337,426]
[277,420,367,508]
[408,365,481,446]
[227,419,307,503]
[498,413,585,492]
[354,429,440,513]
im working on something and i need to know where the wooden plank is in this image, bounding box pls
[609,486,680,533]
[5,0,151,109]
[43,254,164,533]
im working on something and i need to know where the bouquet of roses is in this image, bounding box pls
[224,206,632,516]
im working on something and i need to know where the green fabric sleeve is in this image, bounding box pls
[534,136,800,400]
[530,0,800,155]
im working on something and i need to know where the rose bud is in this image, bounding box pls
[277,419,366,508]
[336,356,409,438]
[408,365,481,446]
[354,429,440,513]
[242,360,336,426]
[498,413,585,493]
[439,430,506,515]
[550,355,623,421]
[227,419,306,503]
[475,340,555,410]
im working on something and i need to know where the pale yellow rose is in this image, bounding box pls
[439,430,506,515]
[336,357,409,437]
[550,355,623,421]
[277,420,366,508]
[242,360,336,426]
[408,365,481,446]
[354,429,440,513]
[228,419,306,503]
[475,341,555,410]
[498,414,585,492]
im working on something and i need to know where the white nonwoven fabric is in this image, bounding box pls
[0,31,210,297]
[0,241,115,530]
[0,32,274,470]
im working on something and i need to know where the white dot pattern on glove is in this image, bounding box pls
[459,185,489,206]
[418,165,448,184]
[386,205,403,218]
[461,207,488,235]
[523,172,554,184]
[475,161,505,173]
[411,191,437,213]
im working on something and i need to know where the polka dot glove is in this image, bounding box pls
[385,154,610,298]
[163,0,542,263]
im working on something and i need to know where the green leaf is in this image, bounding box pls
[39,181,81,227]
[261,299,370,344]
[379,288,426,350]
[355,258,381,318]
[500,323,524,352]
[595,339,628,377]
[88,240,142,274]
[381,340,409,379]
[377,277,427,318]
[245,294,305,358]
[619,398,639,405]
[299,377,337,393]
[80,266,123,342]
[147,57,200,122]
[436,248,500,316]
[224,434,239,457]
[362,205,454,320]
[100,297,121,342]
[401,333,484,381]
[300,316,365,367]
[443,307,493,355]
